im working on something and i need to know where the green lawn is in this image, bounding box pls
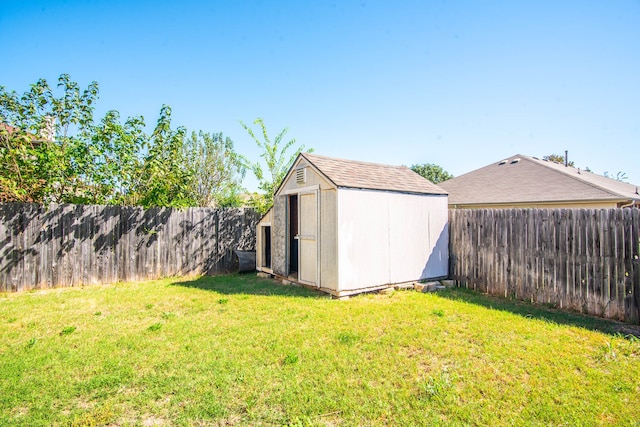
[1,274,639,426]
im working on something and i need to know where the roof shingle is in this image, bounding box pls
[439,154,640,205]
[299,153,447,195]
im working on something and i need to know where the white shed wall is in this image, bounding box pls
[336,189,448,292]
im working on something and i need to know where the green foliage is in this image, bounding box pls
[136,105,196,208]
[544,153,629,182]
[604,171,628,182]
[25,336,37,349]
[161,311,176,320]
[336,331,360,345]
[282,352,299,365]
[0,75,99,203]
[147,322,162,332]
[543,153,575,167]
[419,369,453,402]
[1,74,246,208]
[183,130,245,207]
[240,118,311,213]
[0,127,63,202]
[245,191,272,214]
[410,163,453,184]
[60,326,76,336]
[88,110,147,205]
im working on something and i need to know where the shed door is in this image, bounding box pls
[297,191,318,286]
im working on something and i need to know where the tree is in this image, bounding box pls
[240,118,311,213]
[0,124,62,202]
[137,105,195,208]
[543,153,575,167]
[410,163,453,184]
[604,171,628,182]
[1,74,247,209]
[88,111,147,205]
[183,130,246,207]
[543,153,628,182]
[0,74,99,203]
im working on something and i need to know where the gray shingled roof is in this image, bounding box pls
[299,153,447,195]
[439,154,640,206]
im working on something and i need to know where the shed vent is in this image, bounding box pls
[296,167,307,184]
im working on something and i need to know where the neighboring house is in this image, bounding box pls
[439,154,640,209]
[0,123,16,134]
[0,122,49,145]
[0,123,24,141]
[256,153,449,297]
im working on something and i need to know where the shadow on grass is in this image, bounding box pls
[437,287,640,339]
[170,273,328,298]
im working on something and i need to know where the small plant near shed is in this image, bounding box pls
[25,337,37,349]
[147,323,162,332]
[60,326,76,336]
[282,352,299,365]
[419,369,453,402]
[336,331,360,346]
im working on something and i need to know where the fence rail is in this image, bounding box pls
[0,203,259,292]
[449,208,640,324]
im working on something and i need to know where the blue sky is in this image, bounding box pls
[1,0,639,190]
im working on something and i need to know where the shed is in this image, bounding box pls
[256,153,449,296]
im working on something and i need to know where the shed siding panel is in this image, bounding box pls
[337,190,448,291]
[337,190,391,290]
[388,193,449,282]
[426,195,449,278]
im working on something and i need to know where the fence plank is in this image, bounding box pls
[0,203,259,292]
[449,207,640,324]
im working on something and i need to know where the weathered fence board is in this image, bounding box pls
[450,208,640,324]
[0,203,259,292]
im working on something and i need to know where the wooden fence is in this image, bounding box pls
[449,208,640,324]
[0,203,260,292]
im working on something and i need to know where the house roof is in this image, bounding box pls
[439,154,640,206]
[298,152,448,195]
[0,123,42,143]
[0,123,20,134]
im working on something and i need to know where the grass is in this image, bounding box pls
[1,274,639,426]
